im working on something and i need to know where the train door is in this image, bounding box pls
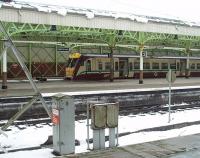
[119,59,128,78]
[176,60,180,76]
[114,58,119,78]
[86,60,91,72]
[180,59,186,76]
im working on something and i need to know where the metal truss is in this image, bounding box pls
[1,22,200,53]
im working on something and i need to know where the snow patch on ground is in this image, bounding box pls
[0,108,200,157]
[0,148,53,158]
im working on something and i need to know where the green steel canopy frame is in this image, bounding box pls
[0,5,200,52]
[0,22,200,53]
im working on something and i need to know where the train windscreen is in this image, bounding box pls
[67,58,78,68]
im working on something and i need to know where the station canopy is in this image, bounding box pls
[0,0,200,53]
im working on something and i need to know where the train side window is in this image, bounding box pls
[197,63,200,69]
[161,63,168,70]
[144,62,150,69]
[134,62,139,70]
[190,63,195,70]
[170,63,176,70]
[98,62,103,71]
[115,62,119,71]
[86,60,91,72]
[105,62,111,71]
[129,62,133,71]
[152,62,159,69]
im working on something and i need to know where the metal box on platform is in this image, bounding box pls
[52,94,75,155]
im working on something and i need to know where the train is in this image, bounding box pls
[65,52,200,80]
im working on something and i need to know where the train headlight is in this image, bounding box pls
[66,68,74,77]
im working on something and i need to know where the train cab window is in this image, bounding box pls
[80,60,84,66]
[190,63,195,70]
[144,62,150,69]
[129,62,133,71]
[134,62,139,70]
[98,62,103,71]
[170,63,176,70]
[152,62,159,69]
[197,63,200,69]
[66,58,71,67]
[67,58,78,68]
[115,62,119,71]
[105,62,111,71]
[86,60,91,72]
[161,63,168,70]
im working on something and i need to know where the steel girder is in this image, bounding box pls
[1,22,200,53]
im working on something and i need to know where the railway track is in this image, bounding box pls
[1,88,200,121]
[1,101,200,127]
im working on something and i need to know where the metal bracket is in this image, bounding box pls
[0,21,52,131]
[1,94,40,131]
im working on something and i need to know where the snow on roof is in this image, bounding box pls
[0,0,199,27]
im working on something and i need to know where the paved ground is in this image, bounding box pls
[1,77,200,97]
[59,134,200,158]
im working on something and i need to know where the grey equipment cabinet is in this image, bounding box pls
[52,94,75,155]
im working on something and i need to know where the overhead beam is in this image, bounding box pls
[1,8,200,36]
[9,40,200,52]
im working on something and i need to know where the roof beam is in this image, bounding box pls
[1,8,200,36]
[10,40,200,52]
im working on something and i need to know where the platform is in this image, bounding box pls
[1,77,200,97]
[59,133,200,158]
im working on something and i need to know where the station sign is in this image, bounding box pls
[57,47,70,52]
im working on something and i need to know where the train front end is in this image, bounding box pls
[65,53,81,79]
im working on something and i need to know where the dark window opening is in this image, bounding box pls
[190,63,195,70]
[152,62,159,69]
[197,63,200,69]
[134,62,139,70]
[67,58,78,68]
[98,62,103,71]
[86,60,91,72]
[144,62,150,69]
[80,60,84,66]
[170,63,176,70]
[105,62,111,71]
[177,62,180,70]
[161,63,168,70]
[129,62,133,71]
[115,62,119,71]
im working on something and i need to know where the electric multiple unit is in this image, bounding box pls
[65,52,200,80]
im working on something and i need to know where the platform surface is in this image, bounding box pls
[59,133,200,158]
[1,77,200,97]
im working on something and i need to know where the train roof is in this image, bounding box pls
[80,53,200,60]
